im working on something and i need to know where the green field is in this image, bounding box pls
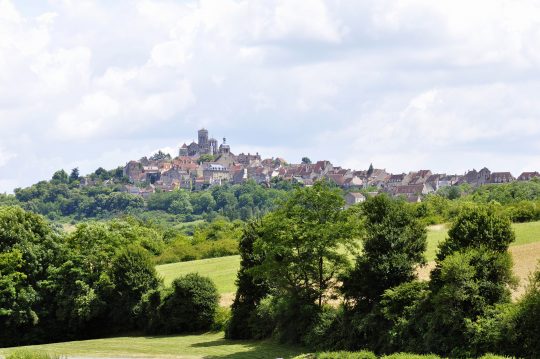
[425,221,540,261]
[0,332,305,359]
[157,256,241,294]
[157,221,540,295]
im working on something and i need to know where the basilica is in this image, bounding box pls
[179,129,230,157]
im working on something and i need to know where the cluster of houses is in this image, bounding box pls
[116,128,540,205]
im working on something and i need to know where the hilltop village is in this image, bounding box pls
[117,128,540,205]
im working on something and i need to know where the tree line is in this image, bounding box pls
[1,170,294,223]
[0,206,224,347]
[226,181,540,358]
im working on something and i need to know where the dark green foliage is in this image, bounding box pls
[69,168,80,183]
[52,170,69,184]
[0,206,62,345]
[303,306,347,351]
[437,205,515,260]
[149,150,171,162]
[343,195,427,307]
[143,273,219,334]
[247,296,278,340]
[109,245,161,326]
[420,205,517,357]
[226,221,269,339]
[379,281,430,352]
[147,190,193,215]
[367,163,374,177]
[496,267,540,358]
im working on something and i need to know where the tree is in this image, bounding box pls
[0,206,62,345]
[149,150,171,162]
[226,221,269,339]
[367,163,374,177]
[422,205,517,357]
[191,192,216,214]
[52,169,69,184]
[343,194,427,308]
[447,185,461,200]
[69,168,80,183]
[109,245,161,327]
[198,154,215,164]
[436,204,515,261]
[340,195,427,351]
[301,157,312,164]
[94,167,111,181]
[254,181,360,307]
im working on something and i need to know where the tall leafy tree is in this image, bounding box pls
[69,168,80,182]
[342,195,427,309]
[421,205,517,357]
[254,180,360,307]
[226,221,268,339]
[0,206,62,345]
[109,245,161,327]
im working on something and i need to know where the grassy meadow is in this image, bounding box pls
[0,332,305,359]
[157,255,241,293]
[157,221,540,298]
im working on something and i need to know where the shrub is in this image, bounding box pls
[248,296,277,340]
[497,266,540,358]
[303,306,346,351]
[158,273,219,333]
[211,306,231,332]
[380,354,440,359]
[316,350,377,359]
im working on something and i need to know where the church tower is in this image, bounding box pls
[198,128,209,147]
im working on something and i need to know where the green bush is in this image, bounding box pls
[316,351,377,359]
[6,350,62,359]
[211,306,231,332]
[248,296,277,340]
[380,354,440,359]
[497,267,540,358]
[477,354,513,359]
[159,273,219,333]
[303,306,346,351]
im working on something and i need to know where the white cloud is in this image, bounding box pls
[1,0,540,193]
[0,147,16,168]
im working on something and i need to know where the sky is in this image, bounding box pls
[1,0,540,193]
